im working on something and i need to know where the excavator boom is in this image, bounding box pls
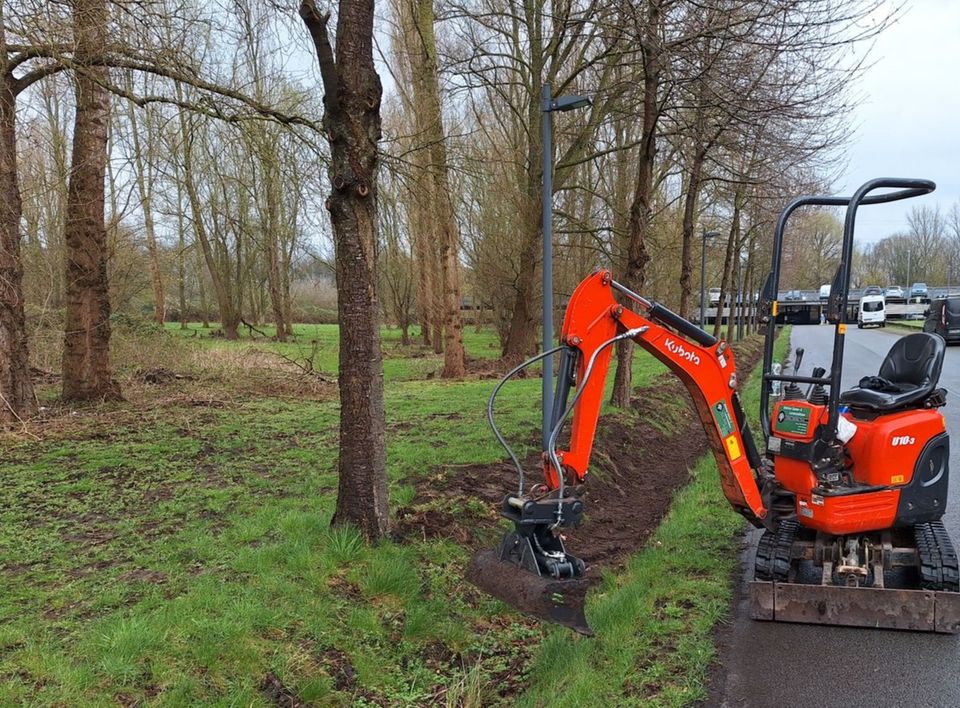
[550,270,767,523]
[467,269,769,632]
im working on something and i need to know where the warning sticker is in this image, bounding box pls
[774,404,811,435]
[713,401,735,438]
[724,434,742,461]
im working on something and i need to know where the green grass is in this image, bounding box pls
[888,319,924,329]
[517,327,791,707]
[165,322,506,381]
[1,322,667,706]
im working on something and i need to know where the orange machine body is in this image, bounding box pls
[549,270,768,525]
[770,399,947,535]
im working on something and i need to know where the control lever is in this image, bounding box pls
[808,366,828,404]
[783,347,805,400]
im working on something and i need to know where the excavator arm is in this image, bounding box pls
[467,269,770,634]
[546,270,768,526]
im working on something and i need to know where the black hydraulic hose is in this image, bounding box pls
[547,326,648,523]
[487,345,567,496]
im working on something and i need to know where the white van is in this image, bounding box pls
[819,284,831,300]
[858,294,885,328]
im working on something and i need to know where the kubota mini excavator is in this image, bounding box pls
[468,177,960,635]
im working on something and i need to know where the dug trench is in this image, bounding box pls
[396,334,765,581]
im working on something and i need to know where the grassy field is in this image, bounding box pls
[2,321,681,706]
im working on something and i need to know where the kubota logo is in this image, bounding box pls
[891,435,916,447]
[664,338,701,365]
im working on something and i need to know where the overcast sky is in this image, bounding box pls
[834,0,960,241]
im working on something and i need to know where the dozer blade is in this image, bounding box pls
[466,549,594,635]
[750,581,960,633]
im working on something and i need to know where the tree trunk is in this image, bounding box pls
[611,1,660,408]
[62,0,121,402]
[0,74,37,421]
[176,181,188,329]
[714,189,743,338]
[300,0,389,540]
[178,114,239,339]
[406,0,465,378]
[501,206,540,362]
[411,186,435,347]
[678,148,705,319]
[124,95,165,325]
[263,154,288,341]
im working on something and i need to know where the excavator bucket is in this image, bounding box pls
[466,548,593,636]
[466,497,594,635]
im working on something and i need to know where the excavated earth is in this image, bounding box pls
[396,335,765,578]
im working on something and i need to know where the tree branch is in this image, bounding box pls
[298,0,338,111]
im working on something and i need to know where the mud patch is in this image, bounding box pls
[259,672,305,707]
[317,647,357,692]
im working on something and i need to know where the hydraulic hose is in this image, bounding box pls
[547,327,648,522]
[487,345,567,495]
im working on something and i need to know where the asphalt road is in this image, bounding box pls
[709,325,960,708]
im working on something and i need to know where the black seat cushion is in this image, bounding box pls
[839,333,945,412]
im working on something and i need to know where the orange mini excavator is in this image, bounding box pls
[468,178,960,635]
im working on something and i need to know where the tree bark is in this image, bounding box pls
[410,188,435,347]
[678,148,705,319]
[0,70,36,421]
[300,0,389,540]
[62,0,121,402]
[611,0,660,408]
[406,0,465,378]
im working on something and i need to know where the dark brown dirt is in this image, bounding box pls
[317,647,357,692]
[395,335,765,579]
[259,672,305,708]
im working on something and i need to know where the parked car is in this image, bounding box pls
[884,285,904,298]
[863,285,883,296]
[708,287,721,304]
[910,282,929,298]
[858,294,886,328]
[819,284,831,300]
[923,297,960,343]
[784,289,802,301]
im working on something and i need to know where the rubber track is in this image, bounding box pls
[755,519,798,582]
[915,521,960,592]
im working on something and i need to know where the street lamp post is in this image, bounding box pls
[699,229,720,327]
[541,84,592,450]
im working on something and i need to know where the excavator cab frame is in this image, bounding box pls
[758,178,936,444]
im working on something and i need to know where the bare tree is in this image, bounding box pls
[300,0,390,539]
[396,0,466,377]
[61,0,121,401]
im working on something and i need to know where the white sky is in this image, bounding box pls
[834,0,960,241]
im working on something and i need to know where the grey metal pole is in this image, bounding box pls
[541,84,554,451]
[699,232,707,326]
[907,247,912,293]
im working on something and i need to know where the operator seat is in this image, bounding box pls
[839,332,945,412]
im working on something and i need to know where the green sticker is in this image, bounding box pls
[774,404,811,435]
[713,401,735,437]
